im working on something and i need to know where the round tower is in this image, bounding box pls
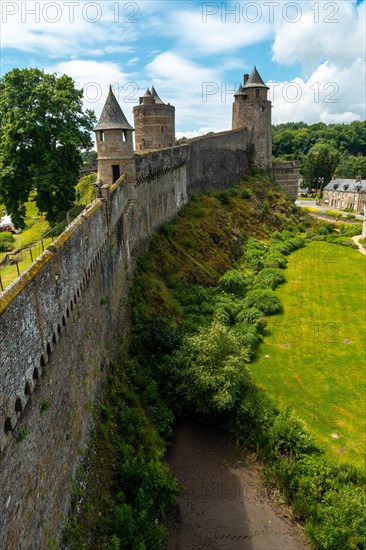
[232,67,272,170]
[133,86,175,151]
[94,86,135,185]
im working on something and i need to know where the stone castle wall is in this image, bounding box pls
[0,179,133,548]
[272,160,300,200]
[0,128,250,547]
[0,127,293,547]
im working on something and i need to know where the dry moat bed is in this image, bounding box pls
[166,421,309,550]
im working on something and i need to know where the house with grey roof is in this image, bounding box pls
[322,176,366,212]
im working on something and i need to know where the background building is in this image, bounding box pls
[322,176,366,212]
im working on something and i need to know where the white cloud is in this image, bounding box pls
[151,7,273,55]
[145,52,231,131]
[1,0,364,130]
[49,60,136,125]
[176,128,217,140]
[128,57,140,66]
[0,0,139,57]
[270,59,366,124]
[272,0,365,71]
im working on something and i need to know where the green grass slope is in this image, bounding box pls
[250,241,366,470]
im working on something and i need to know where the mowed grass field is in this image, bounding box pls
[250,241,366,471]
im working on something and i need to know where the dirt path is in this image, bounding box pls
[166,421,309,550]
[352,235,366,255]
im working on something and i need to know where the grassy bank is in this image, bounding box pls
[250,242,366,470]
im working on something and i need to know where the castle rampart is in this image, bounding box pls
[0,125,252,546]
[0,67,298,547]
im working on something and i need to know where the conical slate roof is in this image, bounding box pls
[234,83,246,96]
[243,66,269,89]
[94,86,133,131]
[151,85,165,104]
[143,88,152,97]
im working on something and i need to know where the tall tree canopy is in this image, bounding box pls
[302,144,340,191]
[272,121,366,159]
[0,68,96,227]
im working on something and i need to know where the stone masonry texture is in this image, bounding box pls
[0,129,297,548]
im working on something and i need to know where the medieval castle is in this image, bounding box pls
[0,67,299,548]
[94,66,273,188]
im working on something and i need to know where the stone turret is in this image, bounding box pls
[232,66,272,170]
[133,86,175,151]
[94,86,135,185]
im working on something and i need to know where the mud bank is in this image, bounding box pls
[166,421,309,550]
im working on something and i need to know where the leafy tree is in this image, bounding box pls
[337,154,366,179]
[175,321,250,414]
[272,121,366,159]
[0,68,96,227]
[302,144,340,192]
[81,150,98,164]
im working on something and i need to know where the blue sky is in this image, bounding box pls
[1,0,365,137]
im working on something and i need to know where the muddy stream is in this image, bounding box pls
[166,421,309,550]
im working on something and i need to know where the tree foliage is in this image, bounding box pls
[175,321,250,414]
[302,144,340,190]
[335,153,366,179]
[272,121,366,159]
[0,68,96,227]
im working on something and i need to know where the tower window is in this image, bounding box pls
[256,89,260,98]
[100,130,105,142]
[122,130,127,142]
[161,127,164,133]
[112,165,120,183]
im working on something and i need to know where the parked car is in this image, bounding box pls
[0,214,22,234]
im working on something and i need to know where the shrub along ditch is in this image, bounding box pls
[129,210,365,548]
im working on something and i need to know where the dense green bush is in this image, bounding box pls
[326,210,343,219]
[332,236,358,248]
[339,223,362,237]
[305,484,366,549]
[309,223,335,237]
[231,384,276,454]
[270,236,305,256]
[254,267,286,290]
[0,232,15,252]
[213,295,242,326]
[236,306,263,324]
[264,252,288,269]
[311,235,358,249]
[173,321,251,414]
[242,288,283,315]
[219,269,250,296]
[269,409,323,459]
[242,237,268,271]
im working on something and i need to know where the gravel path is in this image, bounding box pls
[352,235,366,255]
[166,421,309,550]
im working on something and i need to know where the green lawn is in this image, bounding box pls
[250,241,366,471]
[0,201,51,290]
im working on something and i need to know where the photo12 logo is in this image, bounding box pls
[1,2,140,24]
[74,81,141,104]
[201,2,340,24]
[201,81,339,104]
